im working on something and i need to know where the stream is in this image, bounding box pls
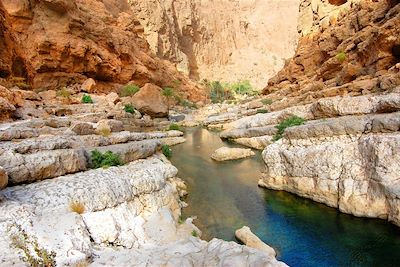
[170,127,400,267]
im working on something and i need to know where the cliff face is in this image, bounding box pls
[0,0,205,102]
[263,0,400,108]
[129,0,300,88]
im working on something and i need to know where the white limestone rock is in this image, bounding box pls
[211,147,255,161]
[235,226,277,257]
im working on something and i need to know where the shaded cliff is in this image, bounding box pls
[129,0,300,88]
[0,0,206,102]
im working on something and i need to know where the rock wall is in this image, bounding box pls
[129,0,300,88]
[263,0,400,105]
[0,0,206,102]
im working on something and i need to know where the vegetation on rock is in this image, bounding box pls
[162,144,172,159]
[168,123,181,131]
[10,224,56,267]
[273,116,305,141]
[120,85,140,97]
[69,200,85,214]
[124,104,136,114]
[91,150,122,169]
[81,94,93,104]
[257,109,269,114]
[56,87,72,98]
[336,51,346,63]
[191,230,198,237]
[261,99,273,105]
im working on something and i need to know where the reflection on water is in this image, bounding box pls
[171,127,400,267]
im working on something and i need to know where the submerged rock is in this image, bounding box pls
[211,147,255,161]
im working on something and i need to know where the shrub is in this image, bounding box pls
[191,230,198,237]
[162,87,175,97]
[168,123,181,131]
[256,109,269,114]
[10,224,56,267]
[56,87,72,98]
[209,81,231,103]
[261,99,273,105]
[120,84,140,97]
[124,104,135,114]
[336,51,346,63]
[81,94,93,104]
[69,200,85,214]
[91,150,122,169]
[162,144,172,159]
[96,126,111,137]
[178,215,185,224]
[229,80,253,95]
[273,116,305,141]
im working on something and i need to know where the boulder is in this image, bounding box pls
[132,83,168,118]
[235,226,276,257]
[0,97,16,121]
[81,78,96,92]
[211,147,255,161]
[70,122,96,135]
[0,166,8,189]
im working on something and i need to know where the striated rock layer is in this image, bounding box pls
[0,0,206,102]
[263,0,400,109]
[129,0,300,88]
[0,155,287,266]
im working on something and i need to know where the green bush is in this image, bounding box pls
[336,51,346,63]
[91,150,122,169]
[256,109,269,114]
[273,116,305,141]
[168,123,181,131]
[120,84,140,97]
[124,104,135,114]
[162,87,175,97]
[81,94,93,104]
[162,144,172,159]
[261,99,273,105]
[191,230,198,237]
[209,81,234,103]
[229,80,253,95]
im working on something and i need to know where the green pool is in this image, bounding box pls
[170,127,400,267]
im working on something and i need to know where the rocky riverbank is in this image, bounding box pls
[0,84,286,266]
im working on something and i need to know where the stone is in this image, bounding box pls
[38,90,57,101]
[0,148,88,185]
[96,119,124,134]
[0,96,16,121]
[235,226,276,257]
[132,83,168,118]
[81,78,96,92]
[70,122,96,135]
[0,166,8,189]
[211,147,255,161]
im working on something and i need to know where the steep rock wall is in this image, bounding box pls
[0,0,206,102]
[129,0,301,88]
[263,0,400,106]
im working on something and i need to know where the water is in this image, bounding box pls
[170,127,400,267]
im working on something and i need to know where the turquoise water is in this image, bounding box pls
[170,127,400,267]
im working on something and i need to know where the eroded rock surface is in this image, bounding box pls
[211,147,255,161]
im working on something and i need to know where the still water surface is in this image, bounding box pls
[170,127,400,267]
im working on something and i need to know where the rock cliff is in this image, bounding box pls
[263,0,400,108]
[129,0,300,88]
[0,0,205,102]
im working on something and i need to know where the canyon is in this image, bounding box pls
[0,0,399,266]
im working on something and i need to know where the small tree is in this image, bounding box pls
[162,87,175,114]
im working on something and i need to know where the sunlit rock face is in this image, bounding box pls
[0,0,206,102]
[129,0,300,88]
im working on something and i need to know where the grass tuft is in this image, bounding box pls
[120,84,140,97]
[273,116,305,141]
[162,144,172,159]
[69,200,85,214]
